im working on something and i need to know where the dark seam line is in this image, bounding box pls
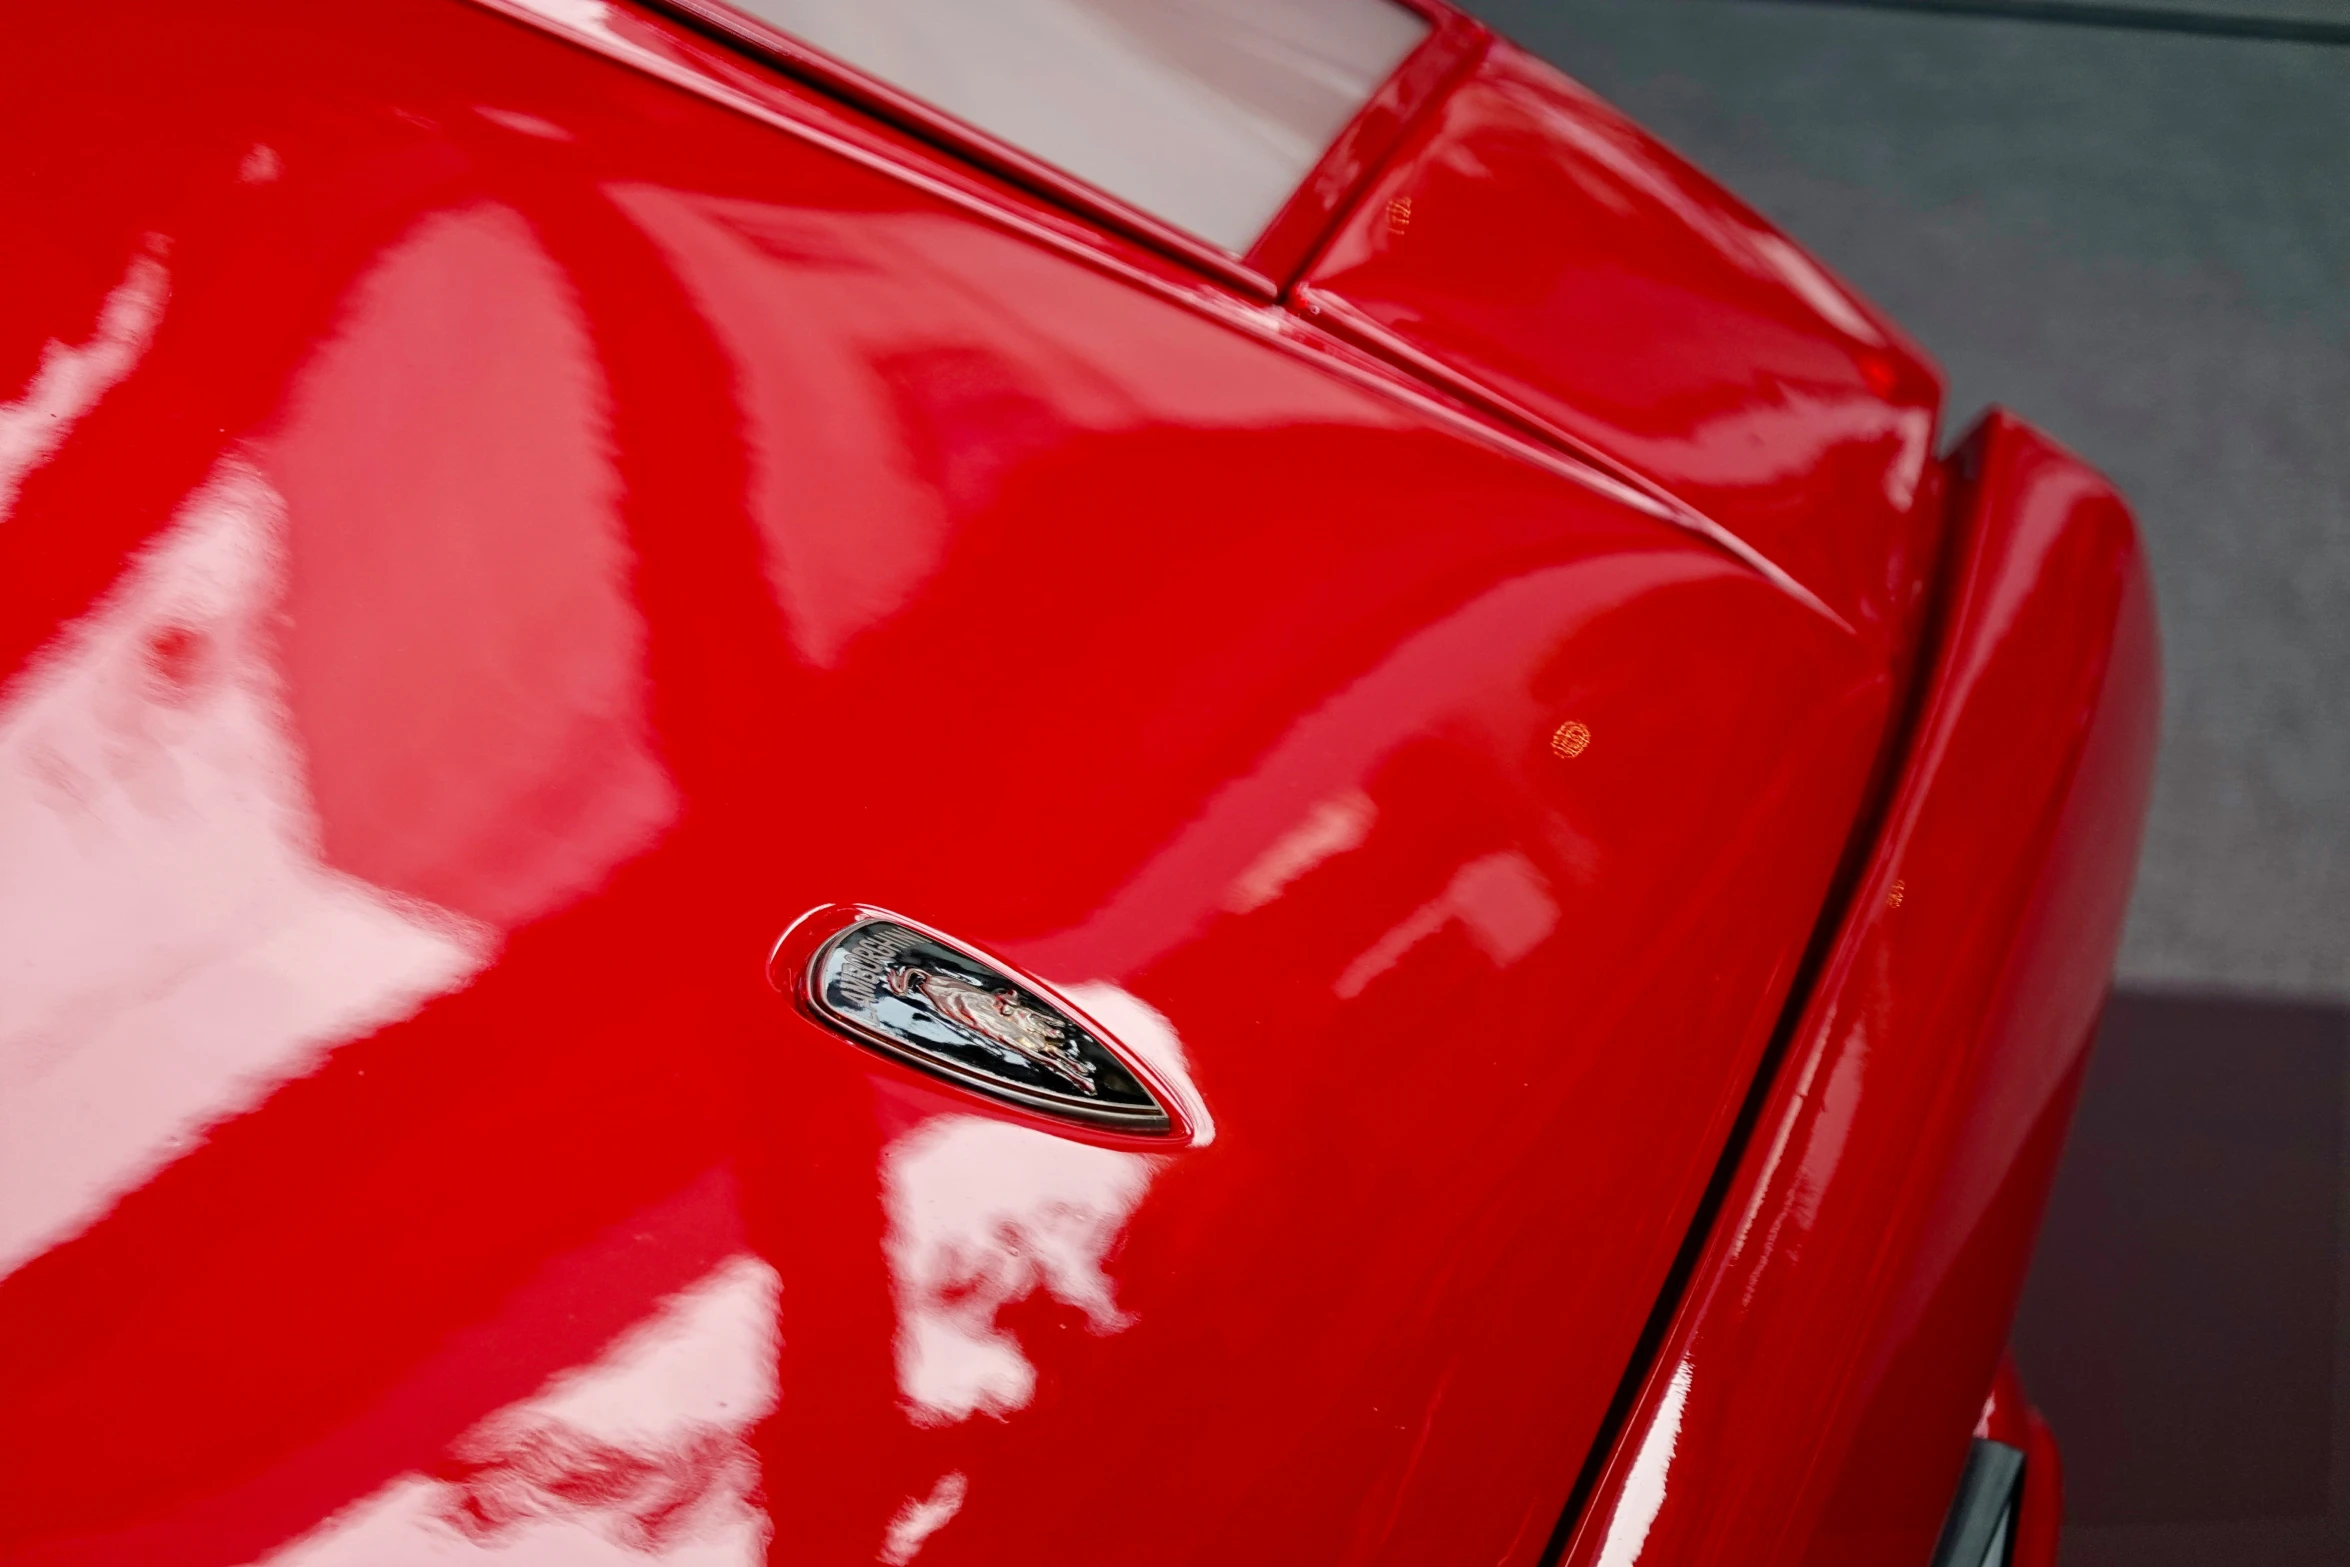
[1534,422,1990,1567]
[1726,0,2350,45]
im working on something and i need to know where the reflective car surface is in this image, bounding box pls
[0,3,2155,1565]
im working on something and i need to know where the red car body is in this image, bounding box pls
[0,4,2156,1566]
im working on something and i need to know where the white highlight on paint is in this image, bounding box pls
[1223,788,1375,914]
[0,239,169,519]
[1333,849,1558,1000]
[504,0,616,32]
[1059,980,1214,1147]
[262,1255,782,1567]
[1593,1358,1694,1567]
[1745,231,1886,348]
[491,1254,781,1443]
[474,106,574,142]
[881,1472,969,1566]
[883,1114,1155,1423]
[0,463,490,1280]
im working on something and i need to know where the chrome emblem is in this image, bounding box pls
[795,914,1173,1134]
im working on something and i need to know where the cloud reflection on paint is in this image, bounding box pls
[260,1255,782,1567]
[881,1472,968,1567]
[0,198,676,1283]
[0,236,168,520]
[883,1114,1154,1424]
[0,462,492,1279]
[873,982,1204,1430]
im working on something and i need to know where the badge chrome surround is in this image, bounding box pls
[783,910,1175,1135]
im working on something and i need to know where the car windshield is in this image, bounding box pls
[725,0,1431,253]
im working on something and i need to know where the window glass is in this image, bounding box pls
[727,0,1431,253]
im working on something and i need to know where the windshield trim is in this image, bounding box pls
[648,0,1486,299]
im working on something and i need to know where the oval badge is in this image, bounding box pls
[781,910,1174,1135]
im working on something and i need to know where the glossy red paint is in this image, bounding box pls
[2016,1400,2067,1566]
[1977,1357,2064,1567]
[1559,412,2159,1567]
[0,3,2160,1564]
[1240,6,1490,288]
[0,4,1943,1565]
[1297,41,1946,660]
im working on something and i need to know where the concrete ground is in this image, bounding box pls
[1451,2,2350,1560]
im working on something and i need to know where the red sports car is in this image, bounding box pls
[0,3,2157,1565]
